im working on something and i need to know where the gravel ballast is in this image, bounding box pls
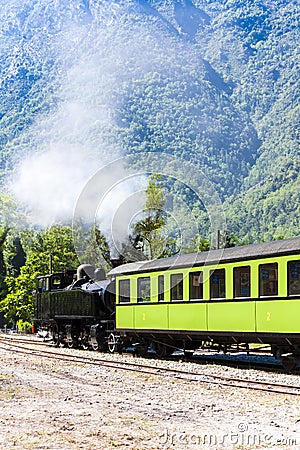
[0,346,299,449]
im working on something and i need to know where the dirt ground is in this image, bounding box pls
[0,346,299,450]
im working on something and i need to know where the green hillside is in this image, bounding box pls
[0,0,299,241]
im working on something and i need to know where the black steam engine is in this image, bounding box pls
[34,264,116,351]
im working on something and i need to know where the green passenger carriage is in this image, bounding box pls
[109,238,300,370]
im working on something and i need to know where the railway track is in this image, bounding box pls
[0,333,52,346]
[0,334,299,396]
[1,333,296,373]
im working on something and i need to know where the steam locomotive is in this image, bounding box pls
[34,237,300,371]
[34,264,116,351]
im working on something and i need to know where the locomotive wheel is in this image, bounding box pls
[91,341,99,351]
[82,340,89,350]
[67,339,78,349]
[52,323,60,347]
[80,330,89,350]
[108,333,117,353]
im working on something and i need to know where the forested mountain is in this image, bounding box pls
[0,0,299,242]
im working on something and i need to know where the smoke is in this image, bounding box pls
[9,12,123,227]
[8,0,199,229]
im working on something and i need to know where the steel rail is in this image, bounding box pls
[0,339,299,396]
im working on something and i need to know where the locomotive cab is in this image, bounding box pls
[36,270,77,293]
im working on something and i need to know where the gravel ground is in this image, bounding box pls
[0,345,299,450]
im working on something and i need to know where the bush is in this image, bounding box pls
[16,320,33,334]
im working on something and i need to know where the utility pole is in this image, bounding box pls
[49,253,53,274]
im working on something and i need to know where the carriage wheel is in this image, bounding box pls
[135,343,148,357]
[275,347,298,372]
[152,342,168,358]
[184,349,194,359]
[281,359,298,372]
[108,333,117,353]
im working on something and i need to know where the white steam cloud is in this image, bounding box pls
[9,0,201,234]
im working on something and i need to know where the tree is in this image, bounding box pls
[94,225,111,267]
[0,227,9,301]
[72,222,112,273]
[182,233,210,254]
[5,235,26,277]
[130,175,174,260]
[1,225,79,324]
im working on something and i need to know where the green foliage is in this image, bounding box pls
[94,226,111,267]
[183,231,243,254]
[129,174,181,259]
[0,227,9,301]
[0,1,299,253]
[197,0,299,240]
[0,195,28,306]
[224,232,241,248]
[72,223,112,273]
[130,175,168,259]
[0,224,114,323]
[0,194,27,229]
[225,157,300,242]
[4,235,26,278]
[145,174,165,212]
[16,319,33,333]
[183,234,211,253]
[116,0,299,241]
[1,225,79,323]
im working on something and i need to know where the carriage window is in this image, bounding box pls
[170,273,183,301]
[158,275,164,301]
[189,272,203,300]
[210,269,226,299]
[137,277,151,302]
[119,279,131,303]
[288,261,300,295]
[259,263,278,296]
[234,266,251,297]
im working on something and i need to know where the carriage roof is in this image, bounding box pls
[108,237,300,277]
